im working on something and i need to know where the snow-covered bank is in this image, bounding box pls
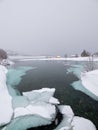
[9,55,66,61]
[66,56,98,61]
[67,64,98,101]
[1,59,14,66]
[0,65,13,126]
[9,55,46,61]
[81,70,98,97]
[8,54,98,62]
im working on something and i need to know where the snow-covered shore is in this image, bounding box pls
[9,55,66,61]
[0,65,96,130]
[81,70,98,97]
[67,63,98,100]
[66,56,98,61]
[9,55,98,61]
[0,65,13,126]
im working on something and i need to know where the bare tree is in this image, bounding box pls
[84,54,97,71]
[0,49,7,64]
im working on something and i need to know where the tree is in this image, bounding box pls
[0,49,7,61]
[84,53,97,71]
[64,54,68,58]
[81,50,90,57]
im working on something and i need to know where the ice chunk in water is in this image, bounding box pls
[55,105,74,130]
[23,88,56,102]
[5,115,52,130]
[12,96,29,109]
[71,116,96,130]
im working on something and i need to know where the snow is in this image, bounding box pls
[0,65,13,126]
[66,56,98,61]
[8,54,98,62]
[81,70,98,97]
[20,58,66,61]
[9,55,46,60]
[9,55,66,61]
[72,116,96,130]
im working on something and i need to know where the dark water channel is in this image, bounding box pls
[14,60,98,130]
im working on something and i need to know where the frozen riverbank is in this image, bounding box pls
[0,65,13,126]
[9,55,98,62]
[67,63,98,101]
[81,70,98,97]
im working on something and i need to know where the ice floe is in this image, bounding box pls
[72,116,96,130]
[55,105,74,130]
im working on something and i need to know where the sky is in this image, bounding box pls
[0,0,98,56]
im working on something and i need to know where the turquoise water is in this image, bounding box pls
[7,66,33,96]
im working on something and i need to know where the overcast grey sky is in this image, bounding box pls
[0,0,98,56]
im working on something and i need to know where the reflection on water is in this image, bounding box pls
[15,60,98,129]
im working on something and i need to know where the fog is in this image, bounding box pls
[0,0,98,56]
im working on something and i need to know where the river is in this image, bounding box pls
[13,60,98,130]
